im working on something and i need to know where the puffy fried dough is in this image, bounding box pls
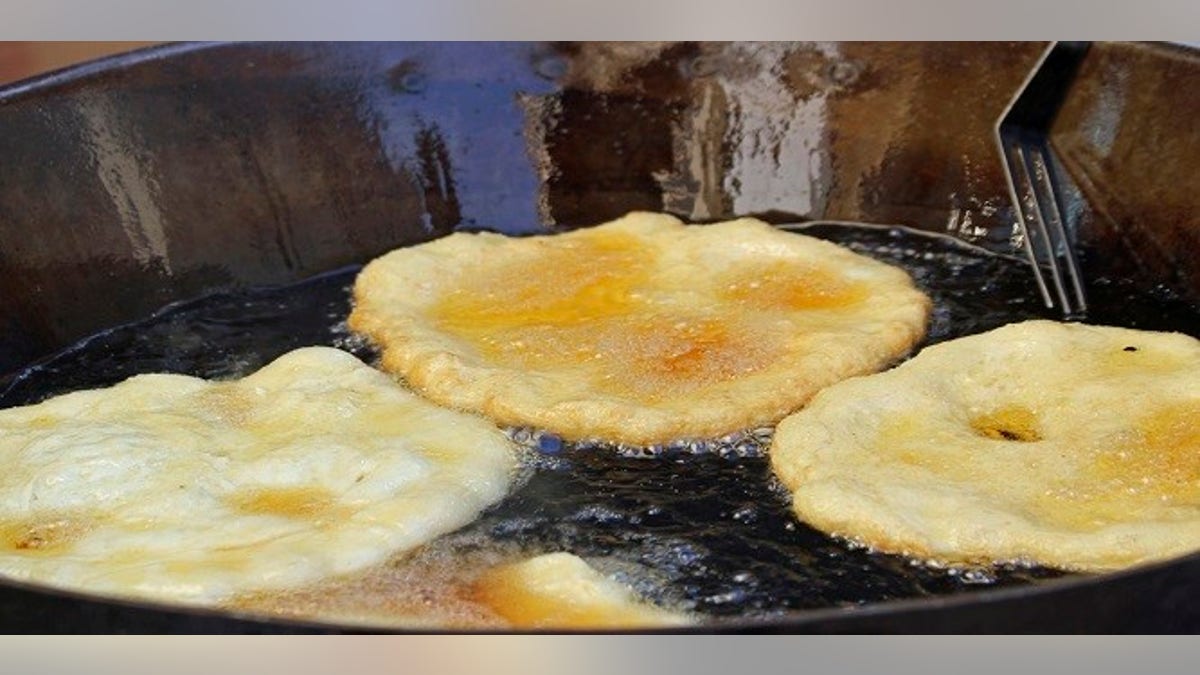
[470,552,695,628]
[771,320,1200,572]
[0,347,517,605]
[349,212,930,444]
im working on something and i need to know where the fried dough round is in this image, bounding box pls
[771,320,1200,572]
[470,552,695,628]
[349,212,930,444]
[0,347,517,605]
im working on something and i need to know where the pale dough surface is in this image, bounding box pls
[350,212,930,444]
[0,347,517,605]
[771,320,1200,572]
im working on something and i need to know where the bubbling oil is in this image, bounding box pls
[2,223,1197,629]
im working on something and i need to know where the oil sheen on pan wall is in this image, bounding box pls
[0,42,1197,376]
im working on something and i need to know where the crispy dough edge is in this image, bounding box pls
[770,320,1200,572]
[348,215,933,445]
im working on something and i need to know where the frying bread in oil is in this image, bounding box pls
[349,212,931,445]
[771,320,1200,572]
[0,347,517,605]
[231,548,694,630]
[471,552,695,628]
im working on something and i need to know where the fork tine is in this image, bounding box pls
[998,136,1055,309]
[994,41,1092,318]
[1013,142,1074,312]
[1029,146,1088,313]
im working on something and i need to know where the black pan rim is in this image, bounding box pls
[1,547,1196,633]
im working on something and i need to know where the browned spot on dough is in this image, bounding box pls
[719,260,867,311]
[430,228,649,340]
[1093,401,1200,503]
[4,516,90,553]
[229,487,338,519]
[426,228,804,402]
[1033,400,1200,530]
[609,316,770,397]
[970,406,1043,443]
[467,555,680,629]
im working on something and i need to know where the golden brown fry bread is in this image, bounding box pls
[471,552,695,629]
[0,347,517,605]
[350,212,930,444]
[772,320,1200,572]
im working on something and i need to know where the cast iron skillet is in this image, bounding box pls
[0,42,1197,633]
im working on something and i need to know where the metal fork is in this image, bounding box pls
[994,41,1091,317]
